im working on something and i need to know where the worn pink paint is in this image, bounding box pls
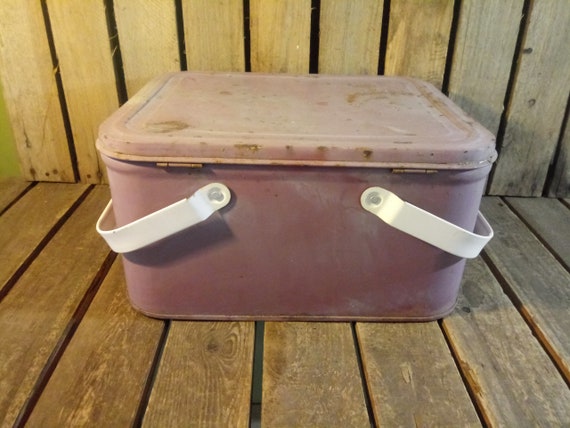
[97,72,496,320]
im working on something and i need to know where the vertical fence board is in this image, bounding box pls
[448,0,523,137]
[114,0,180,97]
[46,0,118,183]
[384,0,453,89]
[0,2,74,182]
[318,0,384,75]
[250,0,312,73]
[182,0,244,72]
[489,0,570,196]
[549,105,569,197]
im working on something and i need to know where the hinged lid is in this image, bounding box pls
[97,72,496,169]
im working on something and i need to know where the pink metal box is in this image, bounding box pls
[96,72,496,321]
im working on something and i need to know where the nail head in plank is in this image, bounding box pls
[26,259,164,426]
[46,0,119,184]
[182,0,245,72]
[250,0,312,74]
[384,0,454,88]
[0,186,112,425]
[142,321,254,427]
[262,322,370,427]
[0,183,88,294]
[318,0,384,75]
[0,2,75,182]
[481,197,570,380]
[442,257,570,426]
[447,0,523,136]
[114,0,180,97]
[505,197,570,268]
[357,322,480,427]
[489,0,570,196]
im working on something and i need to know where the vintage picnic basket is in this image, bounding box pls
[96,72,496,321]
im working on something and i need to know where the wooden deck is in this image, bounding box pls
[1,180,569,427]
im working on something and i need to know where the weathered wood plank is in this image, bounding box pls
[489,0,570,196]
[318,0,384,75]
[448,0,523,136]
[0,186,111,426]
[0,1,74,182]
[549,106,569,197]
[250,0,312,73]
[384,0,454,88]
[182,0,245,72]
[114,0,180,97]
[0,183,87,295]
[46,0,118,184]
[357,322,480,427]
[506,197,570,268]
[481,197,570,380]
[442,257,570,426]
[27,259,164,426]
[0,177,30,213]
[142,321,254,427]
[262,322,369,427]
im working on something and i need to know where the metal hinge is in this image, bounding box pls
[391,168,438,174]
[156,162,203,168]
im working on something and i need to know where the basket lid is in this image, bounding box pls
[97,72,496,169]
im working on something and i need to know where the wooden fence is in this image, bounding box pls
[0,0,568,196]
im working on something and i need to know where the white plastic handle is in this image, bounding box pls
[96,183,231,253]
[360,187,493,259]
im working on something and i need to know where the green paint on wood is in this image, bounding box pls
[0,82,21,177]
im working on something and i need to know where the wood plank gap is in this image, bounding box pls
[0,181,37,217]
[437,319,489,427]
[133,320,171,426]
[560,198,570,210]
[243,0,251,72]
[174,0,188,71]
[250,321,264,405]
[545,93,570,196]
[503,198,570,272]
[12,251,117,428]
[486,0,531,194]
[0,185,94,302]
[440,0,462,95]
[103,0,128,105]
[249,321,264,427]
[309,0,320,74]
[377,0,390,75]
[39,0,79,182]
[352,323,378,428]
[480,249,570,386]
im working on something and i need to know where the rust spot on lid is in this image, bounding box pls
[235,143,261,152]
[347,90,389,104]
[358,147,373,159]
[145,121,189,133]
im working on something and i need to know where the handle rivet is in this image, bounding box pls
[208,187,225,202]
[365,191,382,207]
